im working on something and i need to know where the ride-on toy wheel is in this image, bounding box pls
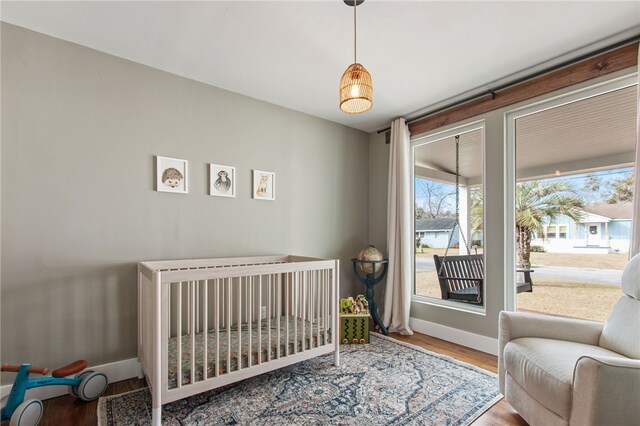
[68,370,92,397]
[9,399,43,426]
[77,371,108,401]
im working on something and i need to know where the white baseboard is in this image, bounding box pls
[1,358,142,402]
[409,317,499,356]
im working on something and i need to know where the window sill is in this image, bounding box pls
[411,294,487,316]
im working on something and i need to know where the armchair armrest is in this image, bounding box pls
[570,355,640,426]
[498,311,604,393]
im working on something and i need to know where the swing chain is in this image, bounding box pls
[437,135,472,275]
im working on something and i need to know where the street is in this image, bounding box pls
[416,256,622,286]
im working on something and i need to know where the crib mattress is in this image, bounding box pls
[167,316,330,388]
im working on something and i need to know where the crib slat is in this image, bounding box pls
[309,271,313,348]
[324,270,329,345]
[196,280,200,333]
[267,274,271,362]
[258,275,262,365]
[316,270,320,347]
[191,281,196,384]
[176,282,182,388]
[202,280,208,381]
[215,279,219,378]
[237,277,242,372]
[221,279,225,329]
[227,278,231,375]
[293,272,298,355]
[248,276,252,368]
[302,271,306,352]
[276,273,281,359]
[311,271,315,348]
[308,271,312,348]
[285,273,290,357]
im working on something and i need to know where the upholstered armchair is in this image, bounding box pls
[499,253,640,426]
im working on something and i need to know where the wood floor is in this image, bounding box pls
[9,332,528,426]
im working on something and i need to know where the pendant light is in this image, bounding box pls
[339,0,373,114]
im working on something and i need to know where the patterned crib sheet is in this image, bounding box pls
[167,316,331,389]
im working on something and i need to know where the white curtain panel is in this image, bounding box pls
[383,118,413,335]
[632,44,640,258]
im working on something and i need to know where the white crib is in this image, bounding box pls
[138,255,340,426]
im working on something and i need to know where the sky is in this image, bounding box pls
[415,166,634,217]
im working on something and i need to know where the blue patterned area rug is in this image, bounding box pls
[98,334,500,425]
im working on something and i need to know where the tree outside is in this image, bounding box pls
[415,180,455,219]
[581,168,634,204]
[604,173,633,204]
[471,180,584,268]
[515,181,584,268]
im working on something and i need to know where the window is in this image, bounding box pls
[506,74,637,320]
[412,122,485,311]
[559,225,567,239]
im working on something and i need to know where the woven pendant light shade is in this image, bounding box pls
[339,63,373,114]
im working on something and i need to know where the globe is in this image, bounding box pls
[356,245,384,276]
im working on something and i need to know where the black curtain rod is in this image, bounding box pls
[377,34,640,135]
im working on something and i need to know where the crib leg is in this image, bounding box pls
[152,406,161,426]
[334,348,340,367]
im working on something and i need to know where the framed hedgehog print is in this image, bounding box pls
[156,156,188,194]
[252,170,275,201]
[209,163,235,197]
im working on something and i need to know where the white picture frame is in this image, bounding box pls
[156,156,188,194]
[209,164,236,197]
[252,170,275,201]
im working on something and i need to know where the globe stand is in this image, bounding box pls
[351,258,389,335]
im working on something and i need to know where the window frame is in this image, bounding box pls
[504,73,638,313]
[411,120,487,315]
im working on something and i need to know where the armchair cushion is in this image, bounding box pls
[498,311,604,395]
[503,337,627,420]
[599,296,640,359]
[620,252,639,300]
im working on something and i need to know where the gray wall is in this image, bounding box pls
[368,68,637,339]
[1,23,369,375]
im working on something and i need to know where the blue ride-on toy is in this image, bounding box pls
[1,360,107,426]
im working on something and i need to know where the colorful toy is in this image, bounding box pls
[339,294,369,315]
[340,314,370,344]
[1,360,107,426]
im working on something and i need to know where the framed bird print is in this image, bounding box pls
[209,164,236,197]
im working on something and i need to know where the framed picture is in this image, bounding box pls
[156,156,188,194]
[209,164,236,197]
[252,170,275,201]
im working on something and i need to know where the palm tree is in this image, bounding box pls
[470,181,584,268]
[515,181,583,268]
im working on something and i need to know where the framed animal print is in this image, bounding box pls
[209,164,236,197]
[156,156,188,194]
[252,170,275,201]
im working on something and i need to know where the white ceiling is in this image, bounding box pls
[1,1,639,133]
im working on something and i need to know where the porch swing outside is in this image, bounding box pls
[432,136,533,305]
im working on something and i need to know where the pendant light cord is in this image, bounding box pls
[353,0,357,63]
